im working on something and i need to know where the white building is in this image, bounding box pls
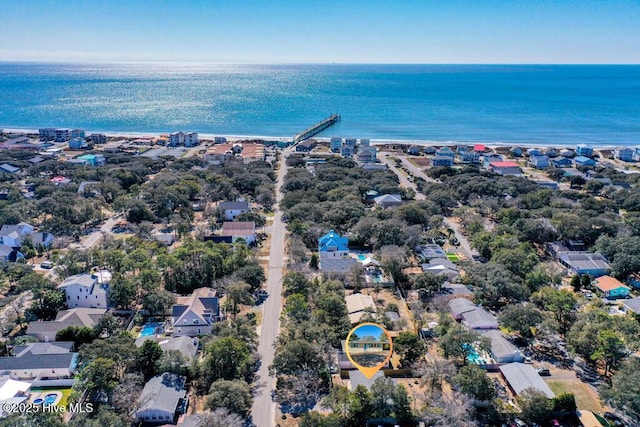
[219,201,250,220]
[171,288,219,337]
[0,223,34,247]
[184,132,199,147]
[57,272,110,309]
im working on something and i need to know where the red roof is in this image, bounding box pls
[474,144,485,152]
[489,161,519,168]
[595,276,630,292]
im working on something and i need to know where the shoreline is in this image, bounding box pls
[0,126,624,150]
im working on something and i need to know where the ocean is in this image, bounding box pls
[0,62,639,146]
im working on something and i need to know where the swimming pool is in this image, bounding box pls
[140,322,162,337]
[357,254,366,261]
[464,343,486,365]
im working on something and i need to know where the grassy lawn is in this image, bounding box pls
[547,379,607,413]
[446,253,461,262]
[30,387,73,409]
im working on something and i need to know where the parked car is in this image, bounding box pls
[40,260,54,269]
[524,357,533,364]
[537,368,551,376]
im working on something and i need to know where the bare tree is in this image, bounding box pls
[198,409,244,427]
[420,392,477,426]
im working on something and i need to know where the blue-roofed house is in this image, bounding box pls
[68,138,87,150]
[615,147,634,162]
[527,148,542,157]
[77,154,106,166]
[553,157,573,168]
[436,147,455,158]
[408,145,422,155]
[529,155,550,169]
[318,230,349,259]
[574,156,596,167]
[576,144,593,157]
[341,146,353,158]
[510,147,523,157]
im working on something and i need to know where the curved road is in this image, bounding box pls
[251,149,290,427]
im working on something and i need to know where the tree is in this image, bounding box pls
[271,339,323,376]
[225,281,254,317]
[591,329,628,376]
[283,271,312,297]
[56,326,98,347]
[453,365,495,401]
[420,392,476,427]
[76,357,119,403]
[553,393,577,413]
[499,304,544,339]
[309,253,319,270]
[379,245,407,284]
[136,340,163,380]
[601,357,640,420]
[234,264,266,291]
[26,289,65,321]
[92,314,119,338]
[517,387,553,425]
[204,337,252,383]
[439,324,489,365]
[206,379,253,417]
[531,287,577,334]
[197,409,244,427]
[394,332,426,367]
[412,273,446,301]
[142,290,176,315]
[369,377,414,425]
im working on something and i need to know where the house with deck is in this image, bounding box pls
[57,272,110,309]
[171,288,219,337]
[134,373,188,425]
[594,276,631,300]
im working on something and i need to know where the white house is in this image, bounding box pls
[219,221,256,245]
[0,223,34,247]
[0,342,78,381]
[219,201,250,220]
[184,132,199,147]
[134,373,188,424]
[171,288,219,337]
[57,272,110,309]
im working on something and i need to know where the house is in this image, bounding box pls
[415,244,446,260]
[171,288,219,337]
[436,147,455,158]
[481,330,524,364]
[54,129,71,142]
[26,308,107,342]
[0,245,23,262]
[459,151,481,164]
[345,293,376,324]
[68,138,87,150]
[89,133,107,144]
[456,145,472,154]
[448,298,498,330]
[576,144,593,157]
[421,258,460,280]
[574,156,596,167]
[432,156,454,167]
[0,342,78,381]
[594,276,631,299]
[509,147,523,157]
[474,144,485,153]
[204,142,265,165]
[220,221,256,245]
[441,283,474,299]
[0,222,34,247]
[408,145,422,155]
[560,149,575,158]
[184,132,198,147]
[373,194,402,209]
[359,138,370,147]
[318,230,349,259]
[534,180,559,190]
[423,146,436,155]
[134,373,188,425]
[348,370,384,391]
[0,164,20,174]
[0,378,31,411]
[214,136,227,144]
[526,148,542,157]
[488,161,522,176]
[340,145,353,158]
[27,156,45,165]
[57,272,110,309]
[135,336,199,363]
[500,363,555,398]
[615,147,634,162]
[76,154,106,166]
[545,148,558,158]
[151,229,175,246]
[330,137,342,152]
[559,253,610,277]
[219,200,250,220]
[553,157,573,168]
[483,153,503,168]
[528,155,550,169]
[622,297,640,314]
[295,139,317,152]
[357,147,377,164]
[344,138,357,149]
[38,128,56,141]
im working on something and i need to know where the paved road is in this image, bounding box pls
[69,215,122,250]
[251,149,290,427]
[378,153,426,201]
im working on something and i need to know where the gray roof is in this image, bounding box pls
[481,330,522,362]
[348,370,384,391]
[385,311,401,323]
[448,298,477,318]
[623,297,640,314]
[461,307,498,330]
[136,373,187,415]
[442,283,473,297]
[0,342,77,372]
[500,363,555,398]
[319,258,357,273]
[373,194,402,205]
[159,336,199,362]
[219,201,250,211]
[27,308,106,337]
[559,252,610,272]
[28,156,45,164]
[57,273,96,289]
[0,164,19,173]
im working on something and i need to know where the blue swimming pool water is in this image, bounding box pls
[464,343,486,365]
[140,322,160,337]
[357,254,366,261]
[44,394,57,405]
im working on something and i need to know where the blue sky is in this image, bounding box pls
[1,0,639,63]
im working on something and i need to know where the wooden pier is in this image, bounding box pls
[294,113,340,143]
